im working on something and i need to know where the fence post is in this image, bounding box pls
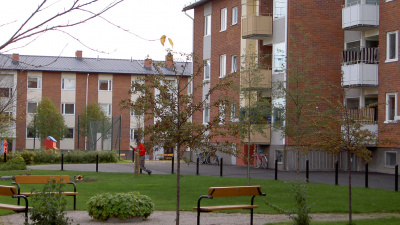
[395,164,398,192]
[134,151,139,177]
[171,156,174,174]
[220,157,223,177]
[306,160,309,182]
[96,154,99,172]
[335,160,338,186]
[61,154,64,171]
[275,159,278,180]
[196,157,199,175]
[3,152,6,163]
[365,162,369,188]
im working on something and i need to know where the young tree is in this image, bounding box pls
[29,97,68,142]
[121,53,238,225]
[79,102,108,137]
[238,51,272,185]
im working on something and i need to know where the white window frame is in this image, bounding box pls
[27,102,38,114]
[99,80,112,91]
[203,104,210,124]
[385,151,397,168]
[386,31,398,62]
[204,15,211,36]
[61,103,75,115]
[130,128,135,142]
[385,93,398,122]
[0,87,12,98]
[101,104,112,117]
[232,7,238,25]
[220,8,227,32]
[61,78,76,90]
[27,77,42,89]
[220,54,226,78]
[204,59,210,80]
[231,55,237,73]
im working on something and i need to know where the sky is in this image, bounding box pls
[0,0,194,61]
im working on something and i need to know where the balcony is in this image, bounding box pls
[342,1,379,30]
[341,48,378,87]
[242,125,271,144]
[242,14,272,39]
[347,108,377,124]
[241,69,272,89]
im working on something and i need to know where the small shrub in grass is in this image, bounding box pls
[87,192,154,221]
[0,155,26,170]
[29,179,73,225]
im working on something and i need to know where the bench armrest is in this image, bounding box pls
[11,182,20,195]
[197,195,212,211]
[68,182,77,193]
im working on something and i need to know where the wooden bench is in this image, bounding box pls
[0,185,30,224]
[193,186,265,225]
[156,153,173,160]
[120,153,127,160]
[12,175,78,210]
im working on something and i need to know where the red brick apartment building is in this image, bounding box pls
[183,0,400,173]
[0,51,191,159]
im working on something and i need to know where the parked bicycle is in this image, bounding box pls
[252,150,268,169]
[197,151,219,165]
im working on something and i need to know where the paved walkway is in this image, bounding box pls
[27,160,399,191]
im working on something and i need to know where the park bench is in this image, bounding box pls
[193,185,265,225]
[156,153,173,160]
[0,185,30,224]
[12,175,78,210]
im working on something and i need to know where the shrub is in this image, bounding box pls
[33,149,61,164]
[63,150,118,164]
[0,155,26,170]
[87,192,154,221]
[29,179,73,225]
[19,150,36,165]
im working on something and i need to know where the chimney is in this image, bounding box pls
[166,53,173,68]
[144,58,152,68]
[12,53,19,63]
[75,50,82,58]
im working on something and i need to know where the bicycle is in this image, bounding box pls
[252,150,268,169]
[197,151,219,165]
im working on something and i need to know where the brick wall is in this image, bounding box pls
[112,74,131,151]
[16,71,27,150]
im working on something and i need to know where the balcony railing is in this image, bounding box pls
[347,107,377,124]
[242,13,272,39]
[342,0,379,30]
[341,47,379,65]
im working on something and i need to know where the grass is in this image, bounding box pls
[267,217,400,225]
[0,170,399,222]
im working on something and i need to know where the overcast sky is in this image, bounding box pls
[0,0,194,61]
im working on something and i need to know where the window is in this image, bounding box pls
[386,93,397,121]
[204,15,211,36]
[64,128,74,139]
[131,80,144,92]
[230,103,238,122]
[27,102,38,114]
[131,108,144,116]
[231,55,237,73]
[275,150,283,164]
[219,104,225,124]
[27,128,39,138]
[1,111,12,122]
[203,104,210,124]
[274,42,286,71]
[274,0,287,19]
[220,8,227,31]
[27,77,42,89]
[387,31,398,62]
[130,128,140,142]
[61,78,76,90]
[101,104,112,117]
[385,151,397,167]
[273,107,283,124]
[61,103,75,115]
[232,7,238,25]
[204,59,210,80]
[0,88,12,97]
[99,80,112,91]
[220,55,226,78]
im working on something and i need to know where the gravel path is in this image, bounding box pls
[0,211,398,225]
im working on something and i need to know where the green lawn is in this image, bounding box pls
[0,170,399,221]
[268,217,400,225]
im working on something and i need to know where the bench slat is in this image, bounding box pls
[14,175,70,184]
[0,203,29,212]
[21,191,78,197]
[208,186,262,197]
[0,186,17,196]
[194,204,258,212]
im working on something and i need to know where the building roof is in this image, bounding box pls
[182,0,211,11]
[0,54,192,76]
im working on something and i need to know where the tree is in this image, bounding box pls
[310,84,395,224]
[29,97,68,142]
[272,25,324,175]
[79,102,108,137]
[238,51,272,185]
[121,52,238,225]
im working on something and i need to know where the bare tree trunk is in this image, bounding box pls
[348,150,352,224]
[247,142,250,185]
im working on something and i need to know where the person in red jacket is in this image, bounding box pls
[131,139,152,175]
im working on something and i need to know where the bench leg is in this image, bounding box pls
[250,208,253,225]
[74,196,76,210]
[197,210,200,225]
